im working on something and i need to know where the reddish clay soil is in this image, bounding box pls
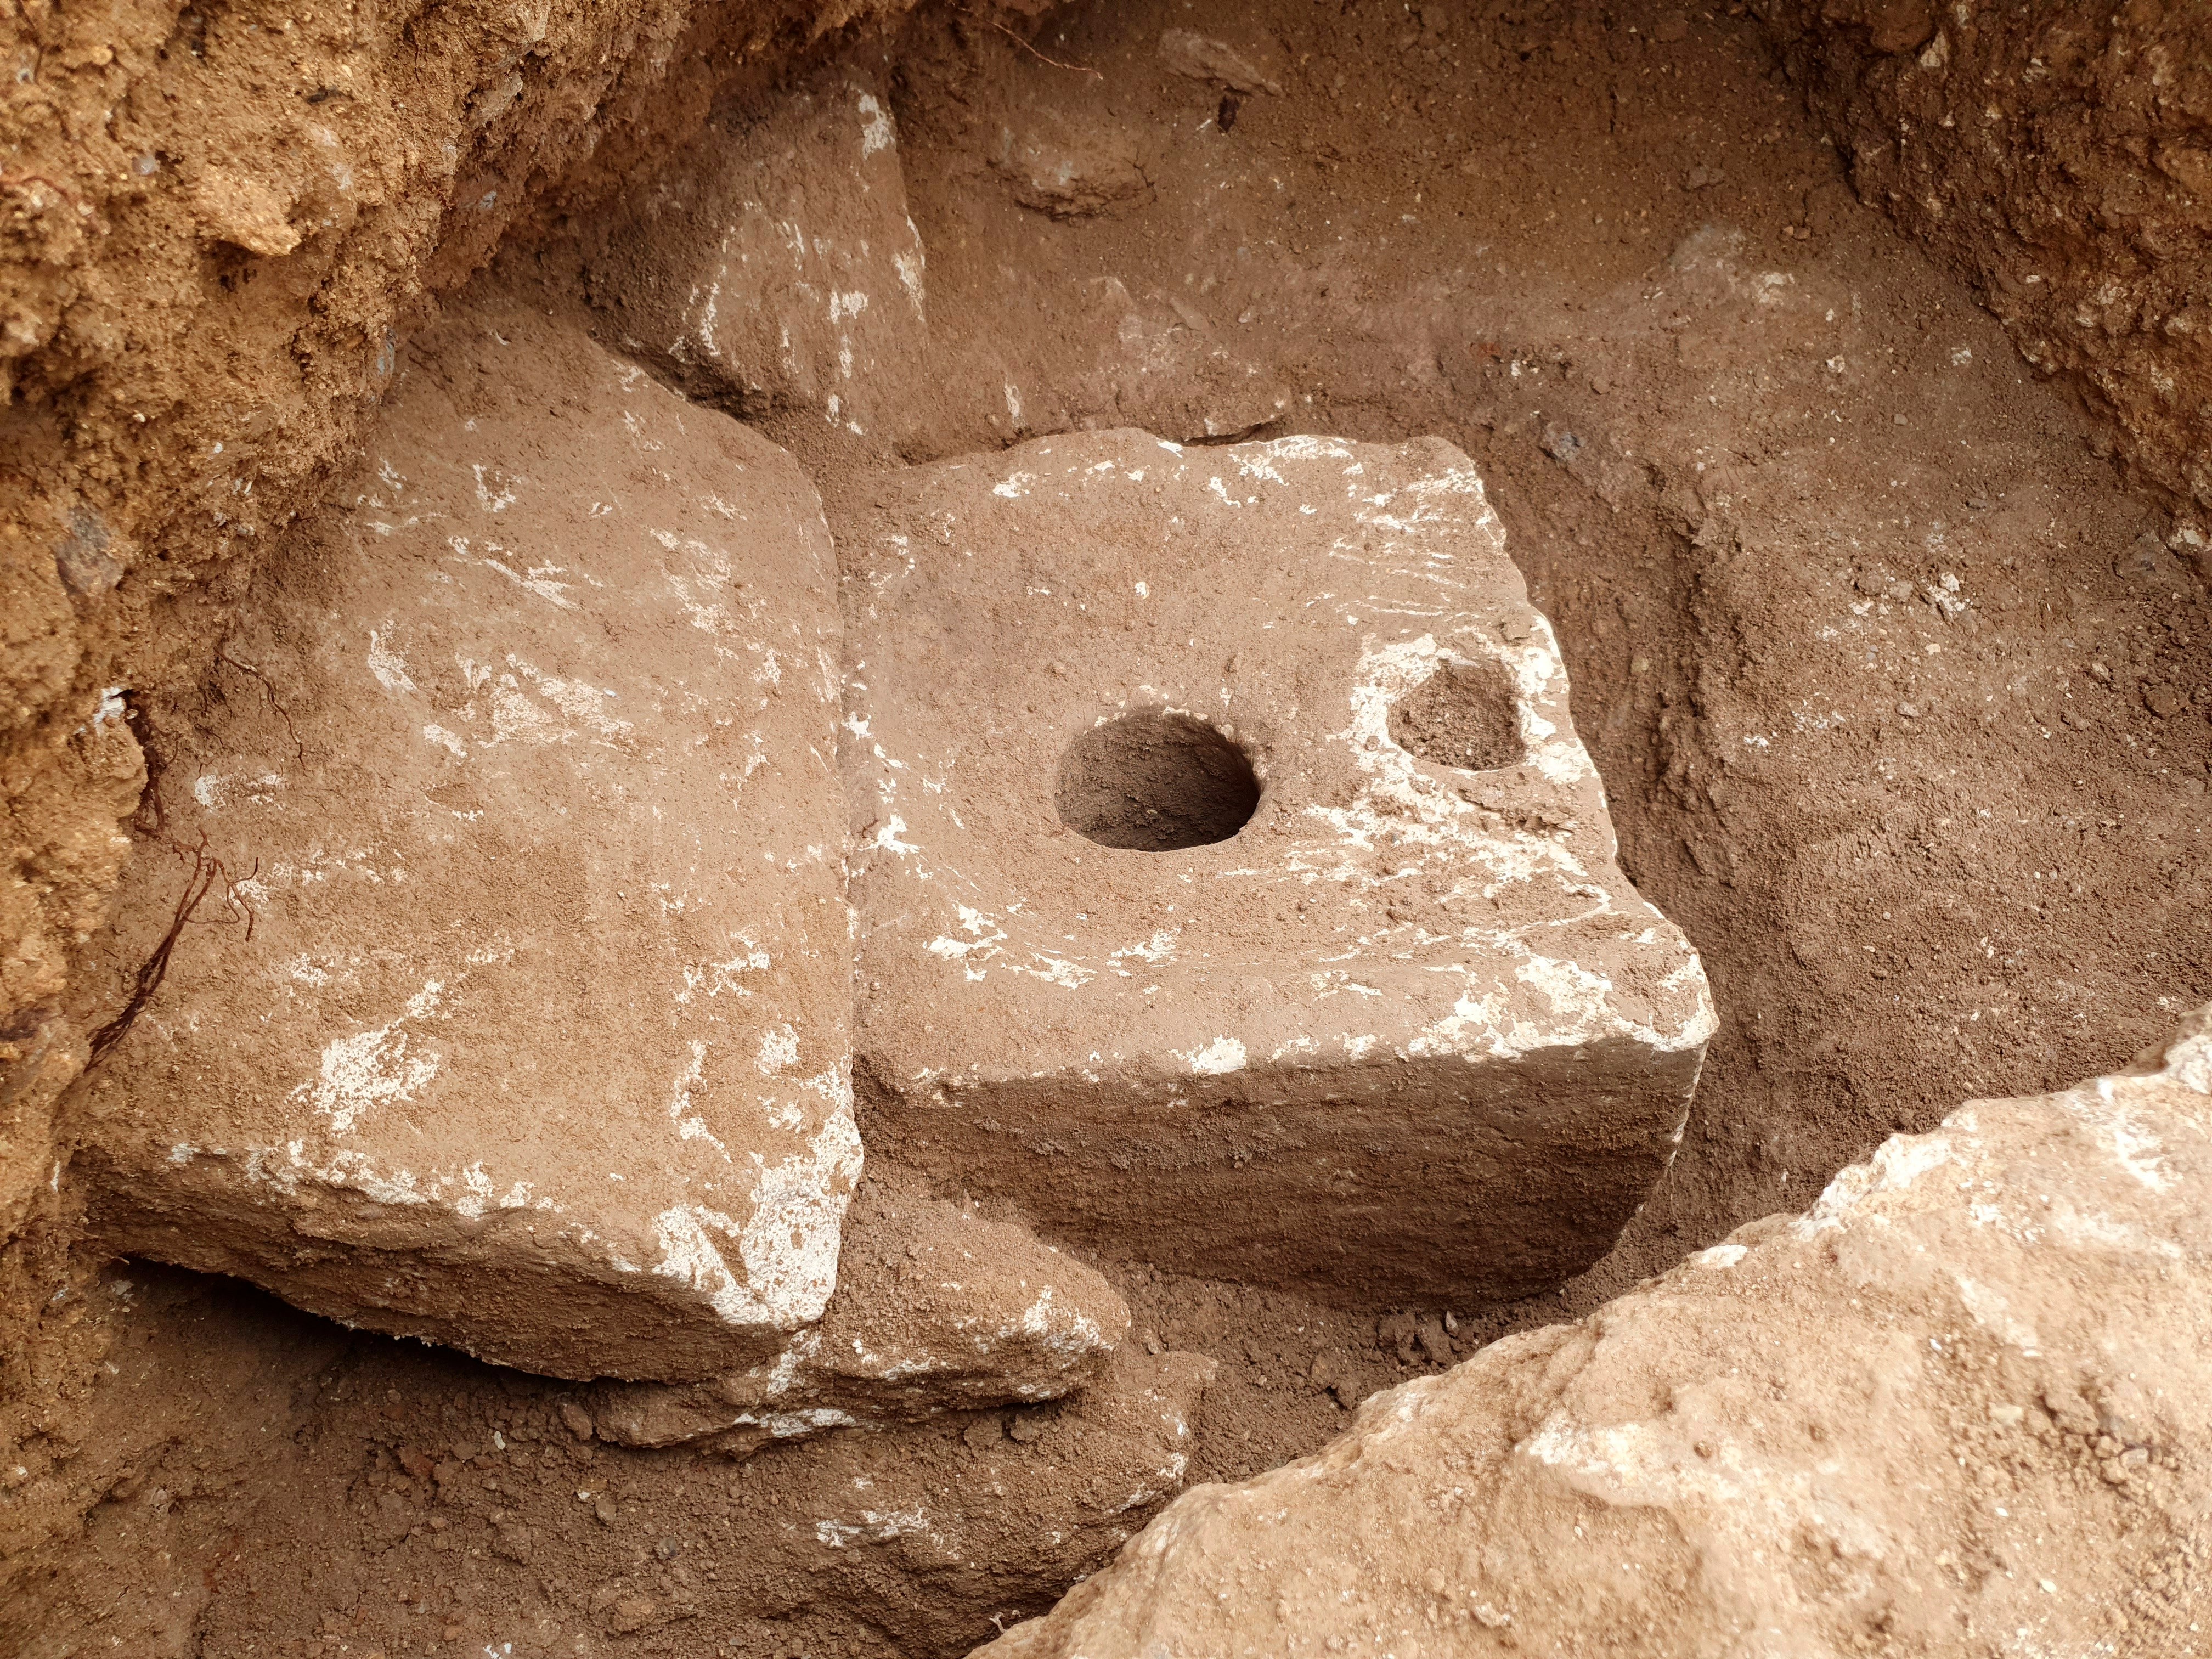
[4,2,2208,1656]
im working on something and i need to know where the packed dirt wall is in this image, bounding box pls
[1763,0,2211,515]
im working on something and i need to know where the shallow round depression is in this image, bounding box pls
[1056,710,1261,851]
[1389,658,1525,772]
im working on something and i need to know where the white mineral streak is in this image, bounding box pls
[291,977,448,1135]
[1017,1285,1109,1362]
[1178,1037,1247,1076]
[651,1073,862,1327]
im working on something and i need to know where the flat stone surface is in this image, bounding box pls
[586,1182,1129,1452]
[76,292,855,1381]
[842,429,1714,1303]
[980,1006,2212,1659]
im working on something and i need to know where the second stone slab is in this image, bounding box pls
[842,430,1716,1305]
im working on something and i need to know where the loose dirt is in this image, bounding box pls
[4,2,2208,1656]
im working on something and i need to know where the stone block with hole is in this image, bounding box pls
[842,428,1715,1305]
[72,294,856,1383]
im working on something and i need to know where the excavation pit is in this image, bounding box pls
[1056,710,1262,851]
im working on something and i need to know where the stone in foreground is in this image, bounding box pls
[75,291,854,1381]
[843,430,1713,1304]
[586,1185,1129,1453]
[981,1007,2212,1658]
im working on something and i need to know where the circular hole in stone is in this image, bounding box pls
[1390,658,1525,771]
[1056,711,1261,851]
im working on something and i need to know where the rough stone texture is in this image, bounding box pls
[586,1182,1129,1451]
[1762,0,2212,519]
[0,0,930,1257]
[583,66,931,442]
[981,1005,2212,1658]
[68,290,856,1383]
[789,1345,1217,1654]
[844,429,1714,1304]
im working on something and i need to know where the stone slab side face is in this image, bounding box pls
[979,1006,2212,1659]
[585,1187,1130,1453]
[843,430,1714,1303]
[584,68,928,444]
[75,294,855,1382]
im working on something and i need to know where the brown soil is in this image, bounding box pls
[4,1,2209,1656]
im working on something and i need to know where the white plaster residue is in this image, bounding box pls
[1180,1037,1247,1076]
[477,554,577,611]
[2047,1205,2187,1261]
[451,1161,498,1220]
[193,774,228,810]
[1516,955,1611,1026]
[738,1406,857,1441]
[1691,1243,1748,1270]
[294,1021,441,1137]
[926,905,1008,980]
[510,658,631,740]
[88,686,128,731]
[2156,1022,2212,1095]
[472,464,518,514]
[1520,1414,1893,1594]
[894,244,927,314]
[1310,637,1596,884]
[758,1025,801,1074]
[423,724,468,759]
[873,815,919,856]
[488,677,568,746]
[659,535,767,639]
[1014,954,1094,990]
[1793,1132,1955,1239]
[1111,929,1181,966]
[2104,1100,2173,1192]
[1254,435,1355,465]
[993,471,1037,500]
[816,1507,932,1548]
[856,91,895,156]
[669,1040,723,1148]
[650,1070,860,1329]
[368,629,417,694]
